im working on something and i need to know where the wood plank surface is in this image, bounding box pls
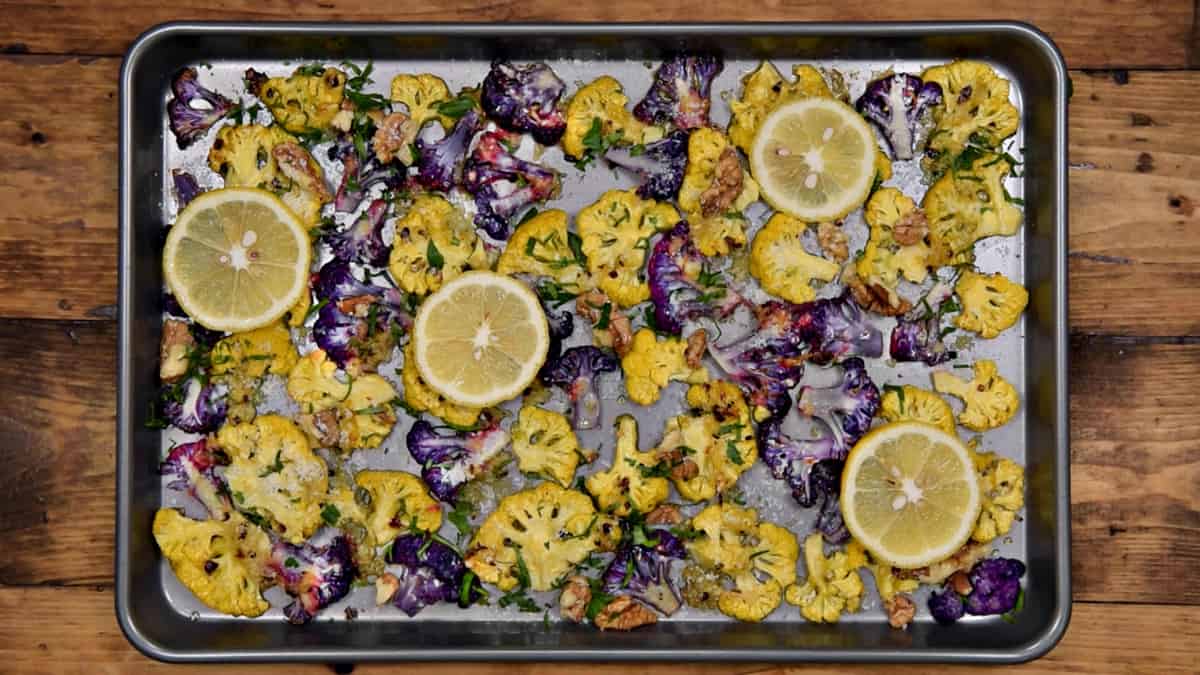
[0,0,1195,69]
[2,57,1200,334]
[0,585,1195,674]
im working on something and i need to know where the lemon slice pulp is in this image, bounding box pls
[750,97,878,221]
[413,271,549,407]
[840,422,981,569]
[163,188,311,333]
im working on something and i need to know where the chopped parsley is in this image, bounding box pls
[257,450,286,477]
[320,503,341,527]
[426,240,445,269]
[436,94,476,119]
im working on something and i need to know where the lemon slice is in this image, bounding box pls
[412,271,549,407]
[750,97,878,221]
[163,188,311,333]
[840,422,981,569]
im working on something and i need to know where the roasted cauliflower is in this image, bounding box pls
[400,342,482,428]
[495,209,592,294]
[153,508,271,617]
[855,188,932,311]
[677,128,760,256]
[728,62,832,153]
[932,359,1020,431]
[465,483,619,591]
[585,415,669,516]
[879,385,956,435]
[217,414,329,544]
[659,381,757,502]
[245,66,346,134]
[207,124,330,225]
[971,450,1026,543]
[749,213,840,304]
[577,189,678,307]
[511,405,584,487]
[620,328,709,406]
[784,533,866,623]
[388,194,489,297]
[211,322,299,378]
[562,76,646,159]
[921,60,1019,176]
[287,349,399,450]
[390,73,454,128]
[922,154,1023,266]
[954,269,1029,339]
[354,470,443,545]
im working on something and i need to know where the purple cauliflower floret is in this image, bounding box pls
[796,357,881,453]
[647,221,742,334]
[331,143,405,214]
[406,419,510,503]
[757,415,841,505]
[162,376,227,434]
[324,198,390,266]
[160,439,230,518]
[167,67,234,149]
[538,301,576,382]
[481,60,567,146]
[965,558,1026,616]
[538,346,620,431]
[811,459,849,544]
[414,109,480,192]
[708,302,810,419]
[601,529,686,615]
[929,586,966,624]
[172,170,203,208]
[855,73,944,160]
[312,260,412,367]
[791,293,885,365]
[604,130,689,201]
[267,536,357,624]
[633,55,723,130]
[387,533,486,615]
[890,281,958,366]
[463,128,562,239]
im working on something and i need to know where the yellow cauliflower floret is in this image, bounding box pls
[287,349,399,450]
[864,559,919,604]
[562,76,646,159]
[466,483,620,591]
[340,374,399,449]
[660,381,756,502]
[511,405,583,487]
[210,322,299,378]
[749,213,840,304]
[971,451,1026,543]
[856,188,931,311]
[388,194,489,297]
[784,533,866,623]
[495,209,592,294]
[687,504,799,622]
[880,385,956,436]
[400,342,482,427]
[954,269,1029,339]
[586,415,668,516]
[249,66,346,134]
[678,129,760,256]
[286,348,351,411]
[620,328,709,406]
[932,359,1020,431]
[217,415,328,544]
[578,190,678,307]
[923,154,1023,267]
[921,60,1019,176]
[354,470,443,545]
[153,509,271,617]
[208,124,330,225]
[390,73,453,128]
[728,62,832,152]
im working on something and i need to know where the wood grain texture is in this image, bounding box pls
[0,0,1195,68]
[0,586,1195,674]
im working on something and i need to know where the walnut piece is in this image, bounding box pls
[698,147,744,217]
[886,594,916,629]
[577,291,633,356]
[375,572,400,606]
[159,319,194,383]
[558,575,591,623]
[843,266,911,317]
[949,570,973,596]
[892,208,929,246]
[373,112,417,165]
[645,504,684,526]
[817,222,849,263]
[593,596,658,631]
[307,409,342,448]
[684,329,708,369]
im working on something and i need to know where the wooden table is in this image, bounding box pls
[1,2,1198,673]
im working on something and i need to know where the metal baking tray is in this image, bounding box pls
[117,21,1070,664]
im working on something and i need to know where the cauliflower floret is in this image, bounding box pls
[677,128,760,256]
[686,504,799,622]
[217,415,329,544]
[954,269,1029,339]
[495,209,592,294]
[562,76,646,159]
[578,189,678,307]
[922,154,1023,267]
[784,533,866,623]
[354,470,443,545]
[210,322,298,378]
[388,194,489,297]
[400,341,482,428]
[390,73,453,128]
[208,124,330,225]
[880,385,956,435]
[286,348,351,411]
[287,349,399,450]
[340,374,400,449]
[921,61,1019,175]
[621,328,709,406]
[246,66,346,134]
[728,62,832,153]
[659,381,757,502]
[856,188,931,311]
[971,451,1026,543]
[511,405,584,487]
[586,415,669,516]
[153,508,271,617]
[749,213,840,304]
[932,359,1020,431]
[466,483,619,591]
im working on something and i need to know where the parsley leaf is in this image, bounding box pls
[320,503,341,527]
[426,240,445,269]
